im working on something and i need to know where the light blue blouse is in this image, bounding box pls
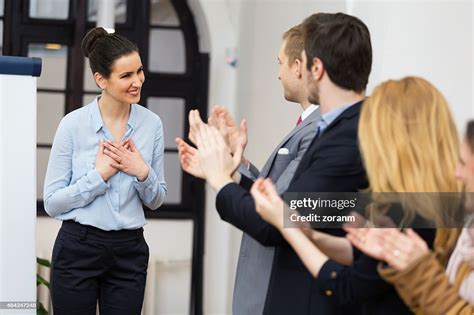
[43,97,167,231]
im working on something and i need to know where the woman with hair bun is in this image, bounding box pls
[44,27,167,315]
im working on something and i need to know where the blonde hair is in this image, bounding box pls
[282,24,304,66]
[359,77,462,226]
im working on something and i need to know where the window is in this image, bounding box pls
[29,0,69,19]
[28,43,68,90]
[87,0,127,24]
[28,44,68,196]
[148,97,185,204]
[150,0,179,26]
[148,29,186,73]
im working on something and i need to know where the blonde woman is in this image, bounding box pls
[346,121,474,315]
[251,77,461,314]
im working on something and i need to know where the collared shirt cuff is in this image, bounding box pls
[238,164,251,181]
[87,168,110,192]
[133,164,157,188]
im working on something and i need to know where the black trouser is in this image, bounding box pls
[51,220,149,315]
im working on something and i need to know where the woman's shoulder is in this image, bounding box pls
[58,104,91,129]
[67,104,91,117]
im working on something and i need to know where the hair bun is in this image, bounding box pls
[81,27,108,58]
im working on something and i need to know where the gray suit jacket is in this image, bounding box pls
[233,108,320,315]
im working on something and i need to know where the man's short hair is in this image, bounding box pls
[282,24,304,66]
[467,120,474,152]
[302,13,372,93]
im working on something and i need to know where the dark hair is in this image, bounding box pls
[282,24,304,66]
[467,120,474,152]
[302,13,372,93]
[81,27,138,78]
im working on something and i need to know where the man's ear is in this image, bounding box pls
[294,59,302,78]
[311,57,324,81]
[94,72,106,90]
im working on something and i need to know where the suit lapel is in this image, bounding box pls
[260,108,320,177]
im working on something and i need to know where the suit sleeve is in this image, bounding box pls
[316,252,394,305]
[315,229,436,306]
[214,126,316,246]
[216,183,285,245]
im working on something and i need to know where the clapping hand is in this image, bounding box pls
[175,137,205,179]
[179,109,245,190]
[193,122,243,190]
[188,109,205,146]
[344,226,430,271]
[251,178,285,229]
[209,105,248,156]
[343,226,388,261]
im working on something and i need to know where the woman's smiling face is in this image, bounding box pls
[97,51,145,105]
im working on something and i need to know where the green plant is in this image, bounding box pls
[36,257,51,315]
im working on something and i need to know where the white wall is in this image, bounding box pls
[192,0,242,313]
[352,0,473,133]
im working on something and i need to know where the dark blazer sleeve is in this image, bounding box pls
[216,183,285,245]
[238,174,255,191]
[316,229,436,307]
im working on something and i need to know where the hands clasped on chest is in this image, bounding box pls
[97,138,149,182]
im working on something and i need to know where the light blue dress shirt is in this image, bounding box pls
[44,97,167,231]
